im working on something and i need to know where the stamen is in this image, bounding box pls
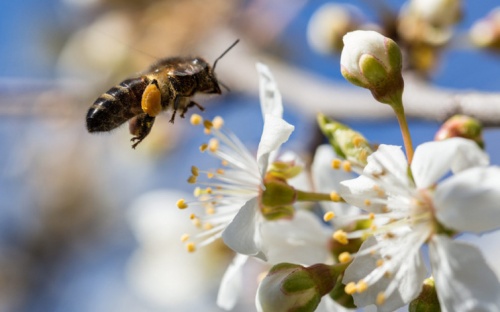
[208,138,219,152]
[177,199,188,209]
[356,280,368,293]
[369,213,375,220]
[331,159,342,169]
[191,166,199,176]
[216,168,225,175]
[186,242,196,253]
[376,292,386,305]
[376,259,384,267]
[353,135,364,147]
[203,119,213,131]
[338,252,352,263]
[323,211,335,222]
[180,234,190,242]
[194,187,202,197]
[330,191,341,202]
[203,222,214,230]
[333,230,349,245]
[342,161,352,172]
[187,176,197,184]
[190,114,203,125]
[207,172,215,179]
[212,116,224,129]
[345,282,357,295]
[221,160,229,166]
[200,143,208,152]
[364,199,372,207]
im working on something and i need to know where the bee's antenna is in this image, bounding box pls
[212,39,240,71]
[219,81,231,92]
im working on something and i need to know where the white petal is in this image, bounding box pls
[343,236,427,312]
[312,145,359,216]
[278,151,310,191]
[365,144,411,188]
[260,210,330,265]
[434,166,500,233]
[216,254,249,310]
[256,114,294,177]
[256,63,283,119]
[411,138,489,189]
[340,175,387,213]
[222,197,263,258]
[429,235,500,312]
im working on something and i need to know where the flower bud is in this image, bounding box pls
[307,4,365,54]
[435,115,484,148]
[341,30,404,106]
[407,0,462,28]
[470,8,500,51]
[256,263,336,312]
[409,277,440,312]
[317,113,372,166]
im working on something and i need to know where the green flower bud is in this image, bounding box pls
[317,113,373,166]
[435,115,484,148]
[340,30,404,106]
[256,263,336,312]
[409,277,441,312]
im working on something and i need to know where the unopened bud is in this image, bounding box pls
[470,8,500,51]
[256,263,336,312]
[435,115,484,148]
[341,30,404,106]
[409,277,440,312]
[317,114,372,166]
[307,4,365,54]
[407,0,462,28]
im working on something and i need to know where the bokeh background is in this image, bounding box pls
[0,0,499,311]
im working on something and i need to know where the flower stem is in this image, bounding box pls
[296,190,345,202]
[392,102,414,164]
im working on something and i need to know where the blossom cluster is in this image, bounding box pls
[176,30,500,312]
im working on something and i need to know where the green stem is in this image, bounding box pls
[392,103,414,164]
[296,190,345,202]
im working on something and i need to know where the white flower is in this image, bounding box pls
[217,210,332,310]
[336,138,500,311]
[180,63,294,259]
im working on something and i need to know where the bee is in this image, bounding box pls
[86,40,239,148]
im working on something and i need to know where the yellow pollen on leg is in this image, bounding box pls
[208,138,219,152]
[212,116,224,129]
[356,280,368,293]
[323,211,335,222]
[344,282,357,295]
[176,199,188,209]
[190,114,203,125]
[331,159,342,169]
[330,191,341,202]
[333,230,349,245]
[186,242,196,253]
[342,161,352,172]
[338,252,352,263]
[376,292,386,305]
[180,234,190,242]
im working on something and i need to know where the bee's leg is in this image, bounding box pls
[169,96,181,123]
[180,101,205,118]
[129,114,155,149]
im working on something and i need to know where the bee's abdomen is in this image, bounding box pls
[86,77,148,132]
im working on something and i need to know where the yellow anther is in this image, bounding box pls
[221,160,229,166]
[369,213,375,220]
[203,119,213,130]
[194,187,202,197]
[208,138,219,153]
[385,232,395,239]
[370,224,378,231]
[323,211,335,222]
[207,172,215,179]
[200,143,208,152]
[191,166,199,176]
[212,116,224,129]
[206,207,215,215]
[359,150,368,163]
[356,280,368,293]
[176,199,188,209]
[338,252,352,264]
[376,259,384,267]
[330,191,341,202]
[384,271,393,278]
[180,234,190,242]
[331,159,342,169]
[187,175,197,184]
[205,187,213,194]
[190,114,203,125]
[216,168,225,175]
[344,282,357,295]
[204,128,212,135]
[333,230,349,245]
[376,292,386,305]
[364,199,372,207]
[342,161,352,172]
[382,206,390,213]
[203,222,214,230]
[352,135,364,147]
[192,218,201,228]
[186,242,196,253]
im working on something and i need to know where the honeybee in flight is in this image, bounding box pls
[86,40,239,148]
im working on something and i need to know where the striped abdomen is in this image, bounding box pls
[86,77,148,132]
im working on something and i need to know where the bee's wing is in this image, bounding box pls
[170,62,205,76]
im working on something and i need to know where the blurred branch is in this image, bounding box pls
[201,30,500,127]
